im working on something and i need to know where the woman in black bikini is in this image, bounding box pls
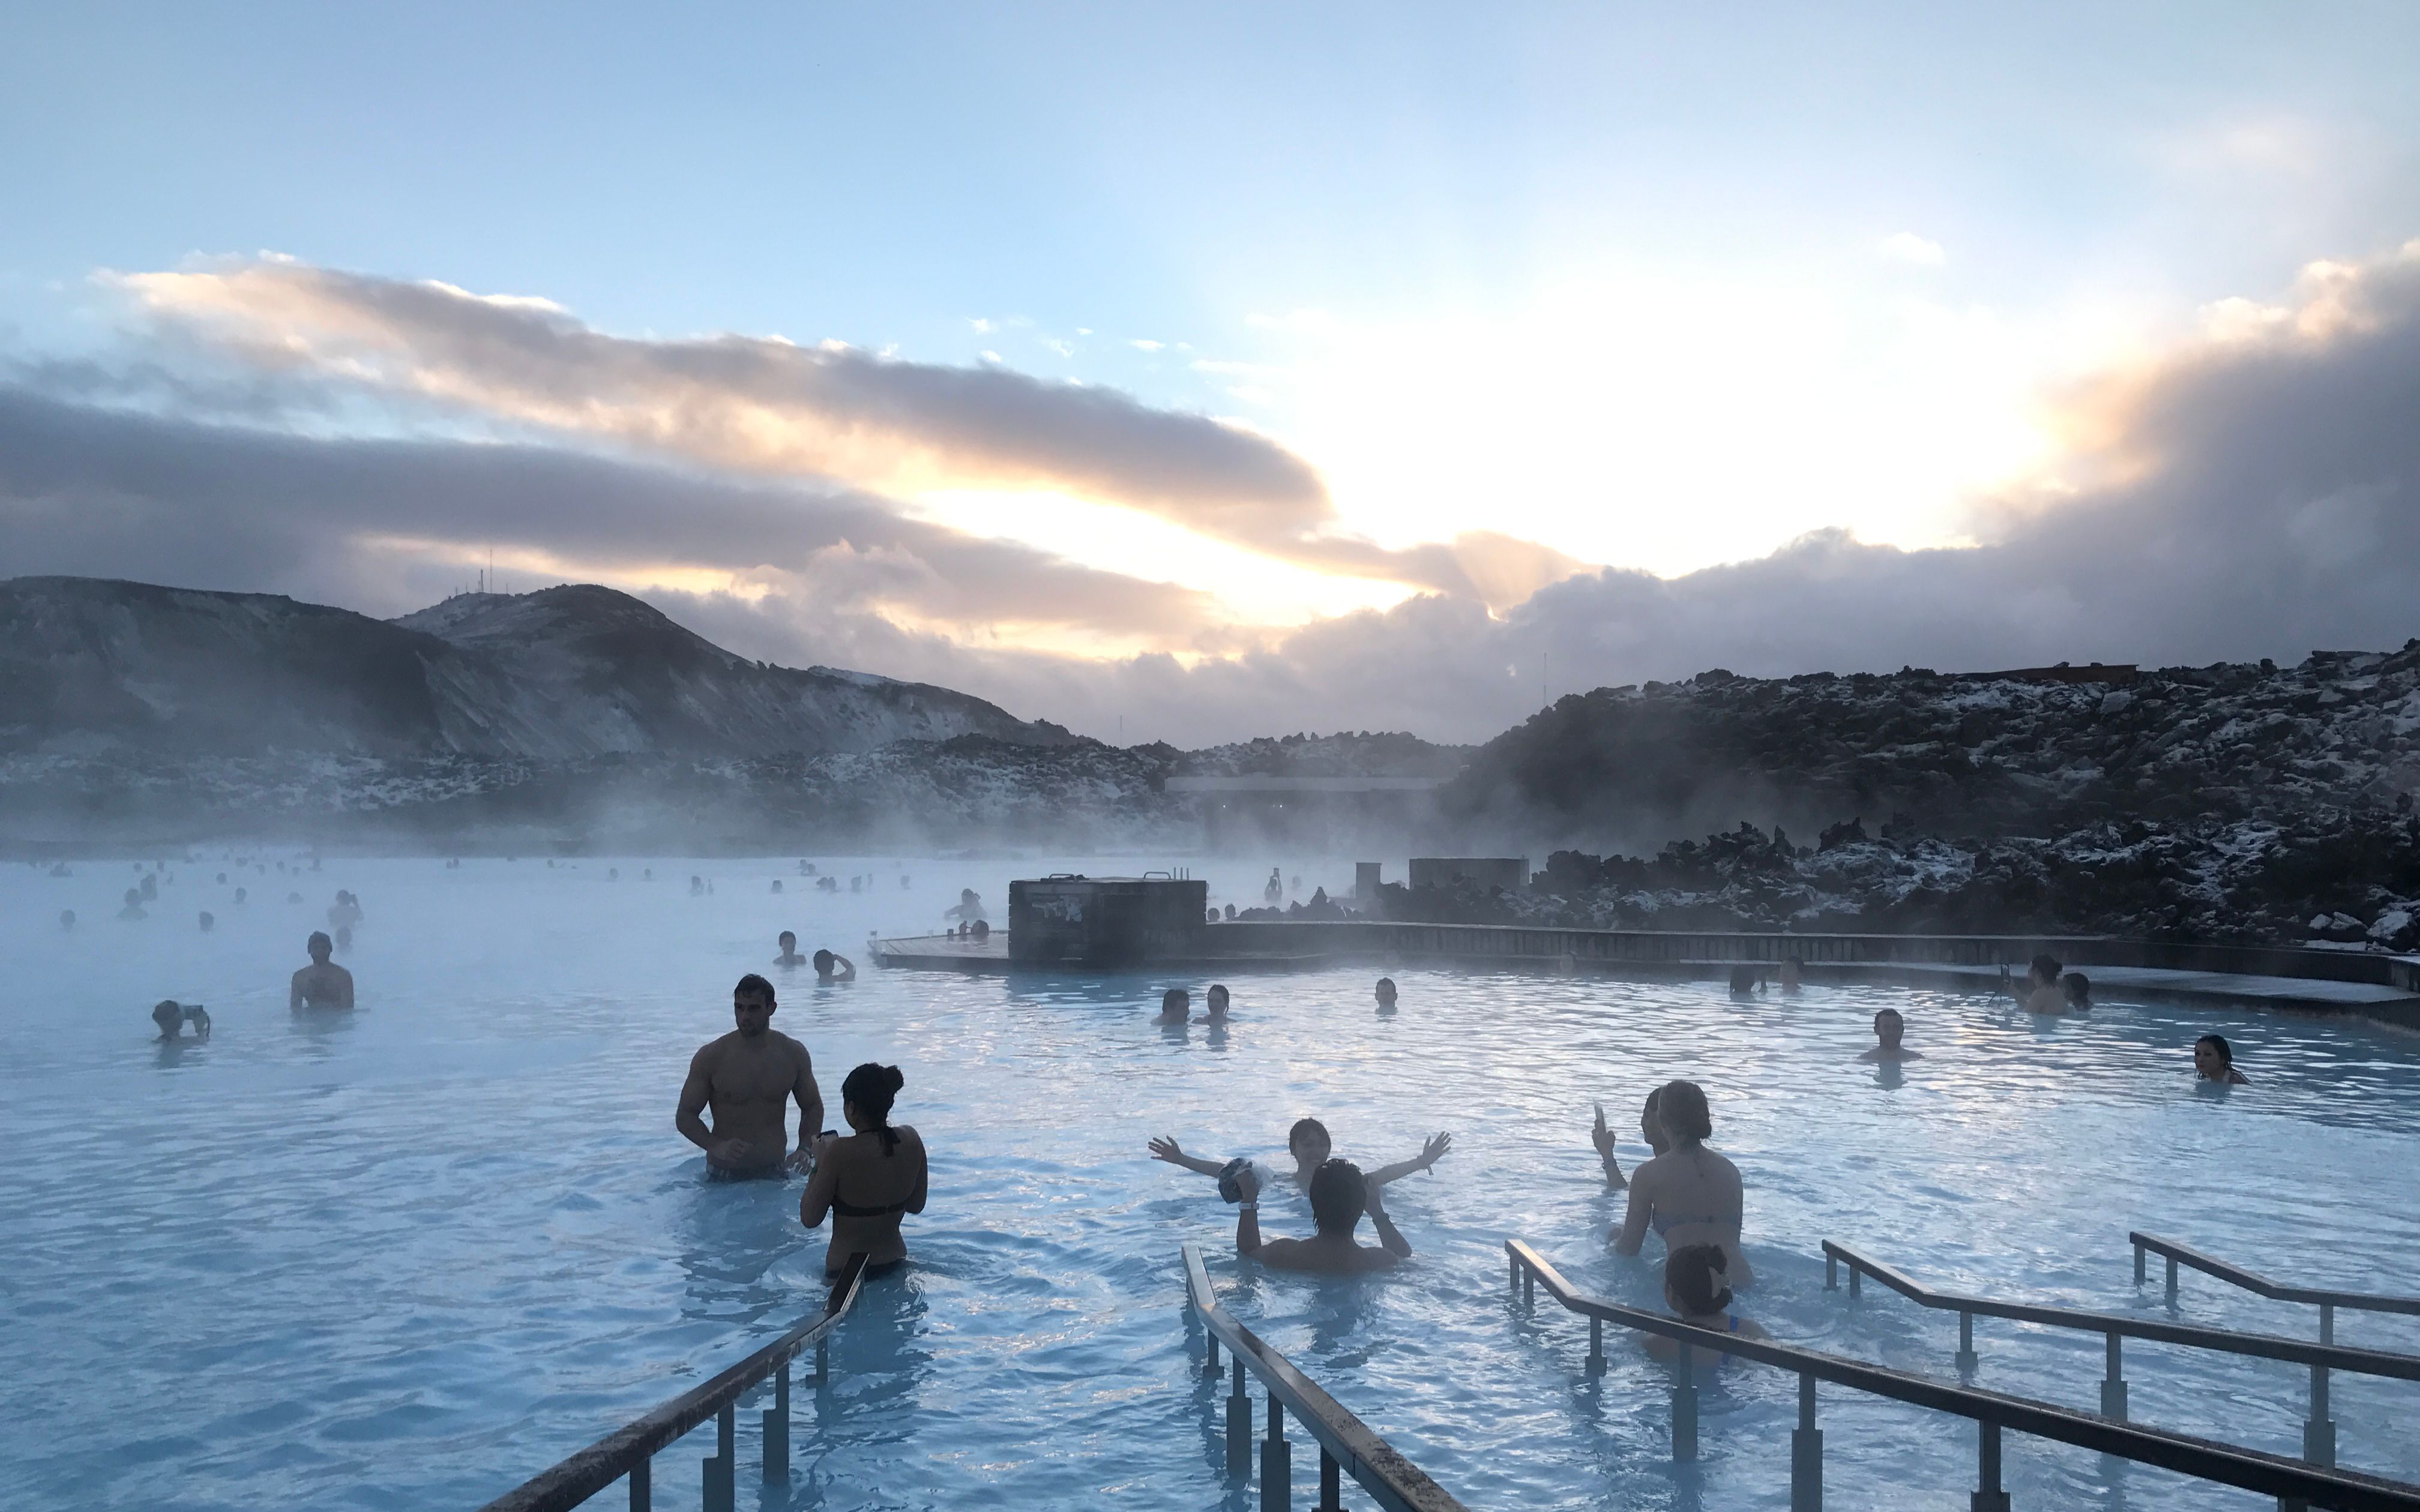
[800,1063,927,1277]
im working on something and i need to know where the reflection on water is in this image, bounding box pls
[4,854,2420,1511]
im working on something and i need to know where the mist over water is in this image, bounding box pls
[7,853,2419,1510]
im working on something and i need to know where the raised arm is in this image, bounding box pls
[1365,1177,1412,1258]
[1233,1163,1265,1256]
[799,1147,835,1229]
[1367,1131,1451,1187]
[1591,1103,1627,1189]
[786,1049,825,1172]
[1148,1135,1230,1178]
[832,954,856,982]
[1612,1168,1654,1255]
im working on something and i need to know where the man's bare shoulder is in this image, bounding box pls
[689,1031,741,1067]
[769,1029,813,1064]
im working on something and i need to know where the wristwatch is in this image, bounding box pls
[1238,1201,1258,1213]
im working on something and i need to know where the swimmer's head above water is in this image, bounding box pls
[732,974,777,1037]
[1287,1117,1332,1172]
[306,931,333,964]
[1374,977,1397,1012]
[1157,987,1190,1023]
[1874,1008,1904,1048]
[1308,1159,1370,1237]
[1655,1080,1712,1147]
[2194,1033,2247,1084]
[1665,1243,1733,1318]
[1205,983,1230,1019]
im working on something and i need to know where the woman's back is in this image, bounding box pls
[1620,1144,1754,1287]
[802,1126,927,1275]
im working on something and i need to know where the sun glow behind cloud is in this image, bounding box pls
[1213,272,2146,579]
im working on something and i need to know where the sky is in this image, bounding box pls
[5,3,2420,744]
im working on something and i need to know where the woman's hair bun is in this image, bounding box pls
[885,1064,905,1093]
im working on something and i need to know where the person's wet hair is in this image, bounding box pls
[151,1000,181,1033]
[1657,1080,1712,1144]
[1874,1007,1903,1027]
[779,931,796,946]
[1728,964,1759,994]
[813,949,834,972]
[2196,1033,2233,1066]
[307,930,332,954]
[1161,987,1188,1014]
[1307,1159,1367,1235]
[734,973,775,1005]
[1667,1243,1734,1315]
[2030,952,2063,982]
[1288,1117,1331,1156]
[2063,972,2091,1003]
[842,1063,906,1153]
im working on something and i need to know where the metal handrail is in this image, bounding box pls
[1825,1239,2420,1378]
[477,1252,871,1512]
[1825,1237,2420,1471]
[2132,1231,2420,1324]
[1508,1240,2420,1512]
[1180,1243,1468,1512]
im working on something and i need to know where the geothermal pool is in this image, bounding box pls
[5,855,2419,1511]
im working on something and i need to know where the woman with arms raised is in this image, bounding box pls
[801,1063,928,1278]
[1609,1079,1754,1289]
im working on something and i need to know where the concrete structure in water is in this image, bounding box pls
[1007,874,1209,965]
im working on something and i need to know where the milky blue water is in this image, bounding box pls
[5,854,2419,1511]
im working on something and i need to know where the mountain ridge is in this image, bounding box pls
[0,575,1074,760]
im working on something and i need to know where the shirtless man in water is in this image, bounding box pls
[775,931,806,967]
[290,932,354,1009]
[676,974,824,1177]
[1233,1158,1409,1273]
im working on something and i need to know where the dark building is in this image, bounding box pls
[1008,874,1208,964]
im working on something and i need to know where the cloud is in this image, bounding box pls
[19,242,2420,748]
[880,239,2420,745]
[1878,232,1946,266]
[0,386,1219,651]
[106,259,1577,604]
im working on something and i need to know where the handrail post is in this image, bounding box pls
[1790,1372,1822,1512]
[1847,1261,1861,1301]
[2304,1361,2335,1468]
[1205,1330,1221,1378]
[2319,1301,2334,1346]
[1970,1421,2009,1512]
[763,1359,790,1481]
[1672,1343,1698,1462]
[2100,1333,2127,1421]
[1587,1315,1605,1377]
[1955,1309,1977,1379]
[2164,1255,2178,1308]
[2133,1240,2146,1286]
[1318,1447,1343,1511]
[628,1457,649,1512]
[1226,1355,1251,1476]
[1261,1391,1291,1510]
[702,1402,735,1512]
[1523,1265,1535,1310]
[1825,1250,1837,1291]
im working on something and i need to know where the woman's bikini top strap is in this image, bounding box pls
[830,1194,907,1219]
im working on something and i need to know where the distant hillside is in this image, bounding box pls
[1443,650,2420,844]
[0,577,1074,760]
